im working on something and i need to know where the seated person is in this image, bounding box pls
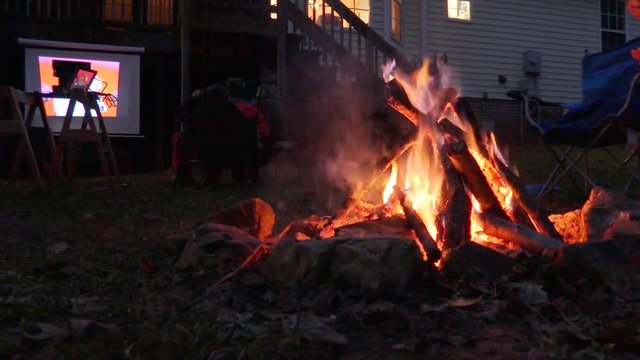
[192,85,248,184]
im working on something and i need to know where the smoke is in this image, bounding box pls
[263,66,388,210]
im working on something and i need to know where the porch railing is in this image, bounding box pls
[283,0,413,79]
[0,0,176,29]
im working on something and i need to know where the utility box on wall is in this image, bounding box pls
[523,50,542,77]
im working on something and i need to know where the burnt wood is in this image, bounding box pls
[387,96,419,126]
[395,188,442,264]
[436,149,471,252]
[491,156,563,239]
[476,212,565,256]
[445,140,509,219]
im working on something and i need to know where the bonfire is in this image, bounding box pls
[177,57,639,295]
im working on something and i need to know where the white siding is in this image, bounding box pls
[424,0,601,102]
[370,0,385,35]
[626,11,640,39]
[400,0,423,63]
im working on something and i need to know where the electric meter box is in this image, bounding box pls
[523,50,542,77]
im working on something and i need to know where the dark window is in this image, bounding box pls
[103,0,133,22]
[147,0,174,25]
[601,0,626,51]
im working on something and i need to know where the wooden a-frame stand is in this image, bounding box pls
[0,86,57,190]
[52,88,120,189]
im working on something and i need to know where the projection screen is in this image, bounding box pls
[21,39,144,136]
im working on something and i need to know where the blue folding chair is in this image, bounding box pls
[509,38,640,198]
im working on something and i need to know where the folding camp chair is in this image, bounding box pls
[508,38,640,198]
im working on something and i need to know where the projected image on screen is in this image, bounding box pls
[38,56,120,117]
[25,45,141,136]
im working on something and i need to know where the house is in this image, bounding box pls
[367,0,640,103]
[1,0,637,176]
[280,0,640,143]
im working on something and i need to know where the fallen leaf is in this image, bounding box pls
[420,296,483,313]
[288,312,348,345]
[46,241,70,254]
[69,318,119,334]
[419,303,449,313]
[71,297,109,314]
[510,282,549,306]
[23,322,69,340]
[58,266,84,275]
[446,296,483,308]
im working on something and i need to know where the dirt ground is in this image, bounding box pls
[1,146,640,359]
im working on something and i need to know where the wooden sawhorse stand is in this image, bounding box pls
[0,86,57,189]
[50,88,120,189]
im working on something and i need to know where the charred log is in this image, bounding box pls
[436,150,472,252]
[476,212,565,256]
[491,157,563,239]
[386,78,413,112]
[445,141,509,219]
[395,188,442,264]
[437,117,466,142]
[387,97,419,126]
[452,97,484,148]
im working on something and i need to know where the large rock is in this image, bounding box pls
[441,242,517,281]
[549,209,583,244]
[175,222,260,269]
[549,188,640,243]
[262,236,426,294]
[581,188,640,242]
[208,198,275,240]
[553,235,640,288]
[333,215,410,238]
[261,238,337,287]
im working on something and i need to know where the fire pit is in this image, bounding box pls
[177,58,640,294]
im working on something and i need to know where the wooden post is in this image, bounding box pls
[277,0,288,135]
[155,56,166,171]
[180,0,191,101]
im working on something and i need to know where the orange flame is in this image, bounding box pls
[382,161,398,204]
[381,58,516,255]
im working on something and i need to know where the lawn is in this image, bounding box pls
[1,145,638,359]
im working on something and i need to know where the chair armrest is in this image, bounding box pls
[506,90,547,135]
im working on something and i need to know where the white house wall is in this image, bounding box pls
[370,0,386,37]
[401,0,424,63]
[423,0,617,102]
[627,9,640,39]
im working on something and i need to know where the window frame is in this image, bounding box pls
[391,0,401,41]
[103,0,134,23]
[600,0,626,51]
[146,0,174,26]
[446,0,471,22]
[307,0,371,28]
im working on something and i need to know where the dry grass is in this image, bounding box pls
[0,145,638,358]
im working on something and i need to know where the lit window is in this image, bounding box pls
[270,0,278,19]
[104,0,133,23]
[391,0,401,40]
[307,0,370,28]
[447,0,470,21]
[147,0,174,26]
[601,0,626,50]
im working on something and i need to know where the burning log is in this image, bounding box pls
[476,212,565,256]
[387,97,419,126]
[445,140,509,220]
[490,157,563,239]
[319,139,417,235]
[436,151,471,252]
[437,117,466,142]
[395,188,442,264]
